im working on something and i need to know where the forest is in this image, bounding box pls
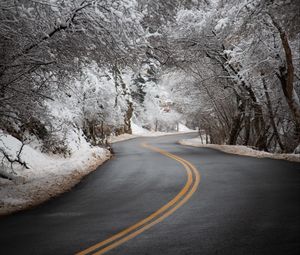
[0,0,299,172]
[1,1,300,252]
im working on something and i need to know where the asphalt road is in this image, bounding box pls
[0,133,300,255]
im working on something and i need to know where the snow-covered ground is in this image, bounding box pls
[177,123,194,132]
[0,131,110,216]
[179,137,300,162]
[108,122,196,143]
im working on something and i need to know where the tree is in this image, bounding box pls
[0,0,145,143]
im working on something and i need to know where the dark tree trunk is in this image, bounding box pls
[262,76,285,151]
[243,102,251,145]
[124,101,133,134]
[228,95,245,145]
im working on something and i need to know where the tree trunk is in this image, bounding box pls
[228,95,245,145]
[155,119,158,132]
[124,101,133,134]
[270,13,300,145]
[241,82,267,150]
[243,102,251,146]
[262,76,285,151]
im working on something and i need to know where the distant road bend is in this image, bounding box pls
[0,133,299,255]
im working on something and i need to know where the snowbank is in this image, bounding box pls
[0,132,110,216]
[130,121,196,136]
[131,122,150,135]
[179,137,300,163]
[178,123,194,132]
[108,122,197,143]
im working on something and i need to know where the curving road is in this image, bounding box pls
[0,133,300,255]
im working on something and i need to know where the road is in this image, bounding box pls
[0,133,300,255]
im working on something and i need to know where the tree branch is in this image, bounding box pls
[0,140,29,170]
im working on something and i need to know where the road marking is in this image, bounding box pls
[76,143,200,255]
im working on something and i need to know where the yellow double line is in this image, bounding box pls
[76,143,200,255]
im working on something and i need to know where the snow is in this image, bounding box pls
[131,121,196,137]
[108,122,196,143]
[215,17,229,31]
[0,131,110,216]
[178,123,194,132]
[131,122,150,135]
[179,137,300,163]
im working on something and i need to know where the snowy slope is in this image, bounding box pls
[0,131,110,215]
[178,123,195,132]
